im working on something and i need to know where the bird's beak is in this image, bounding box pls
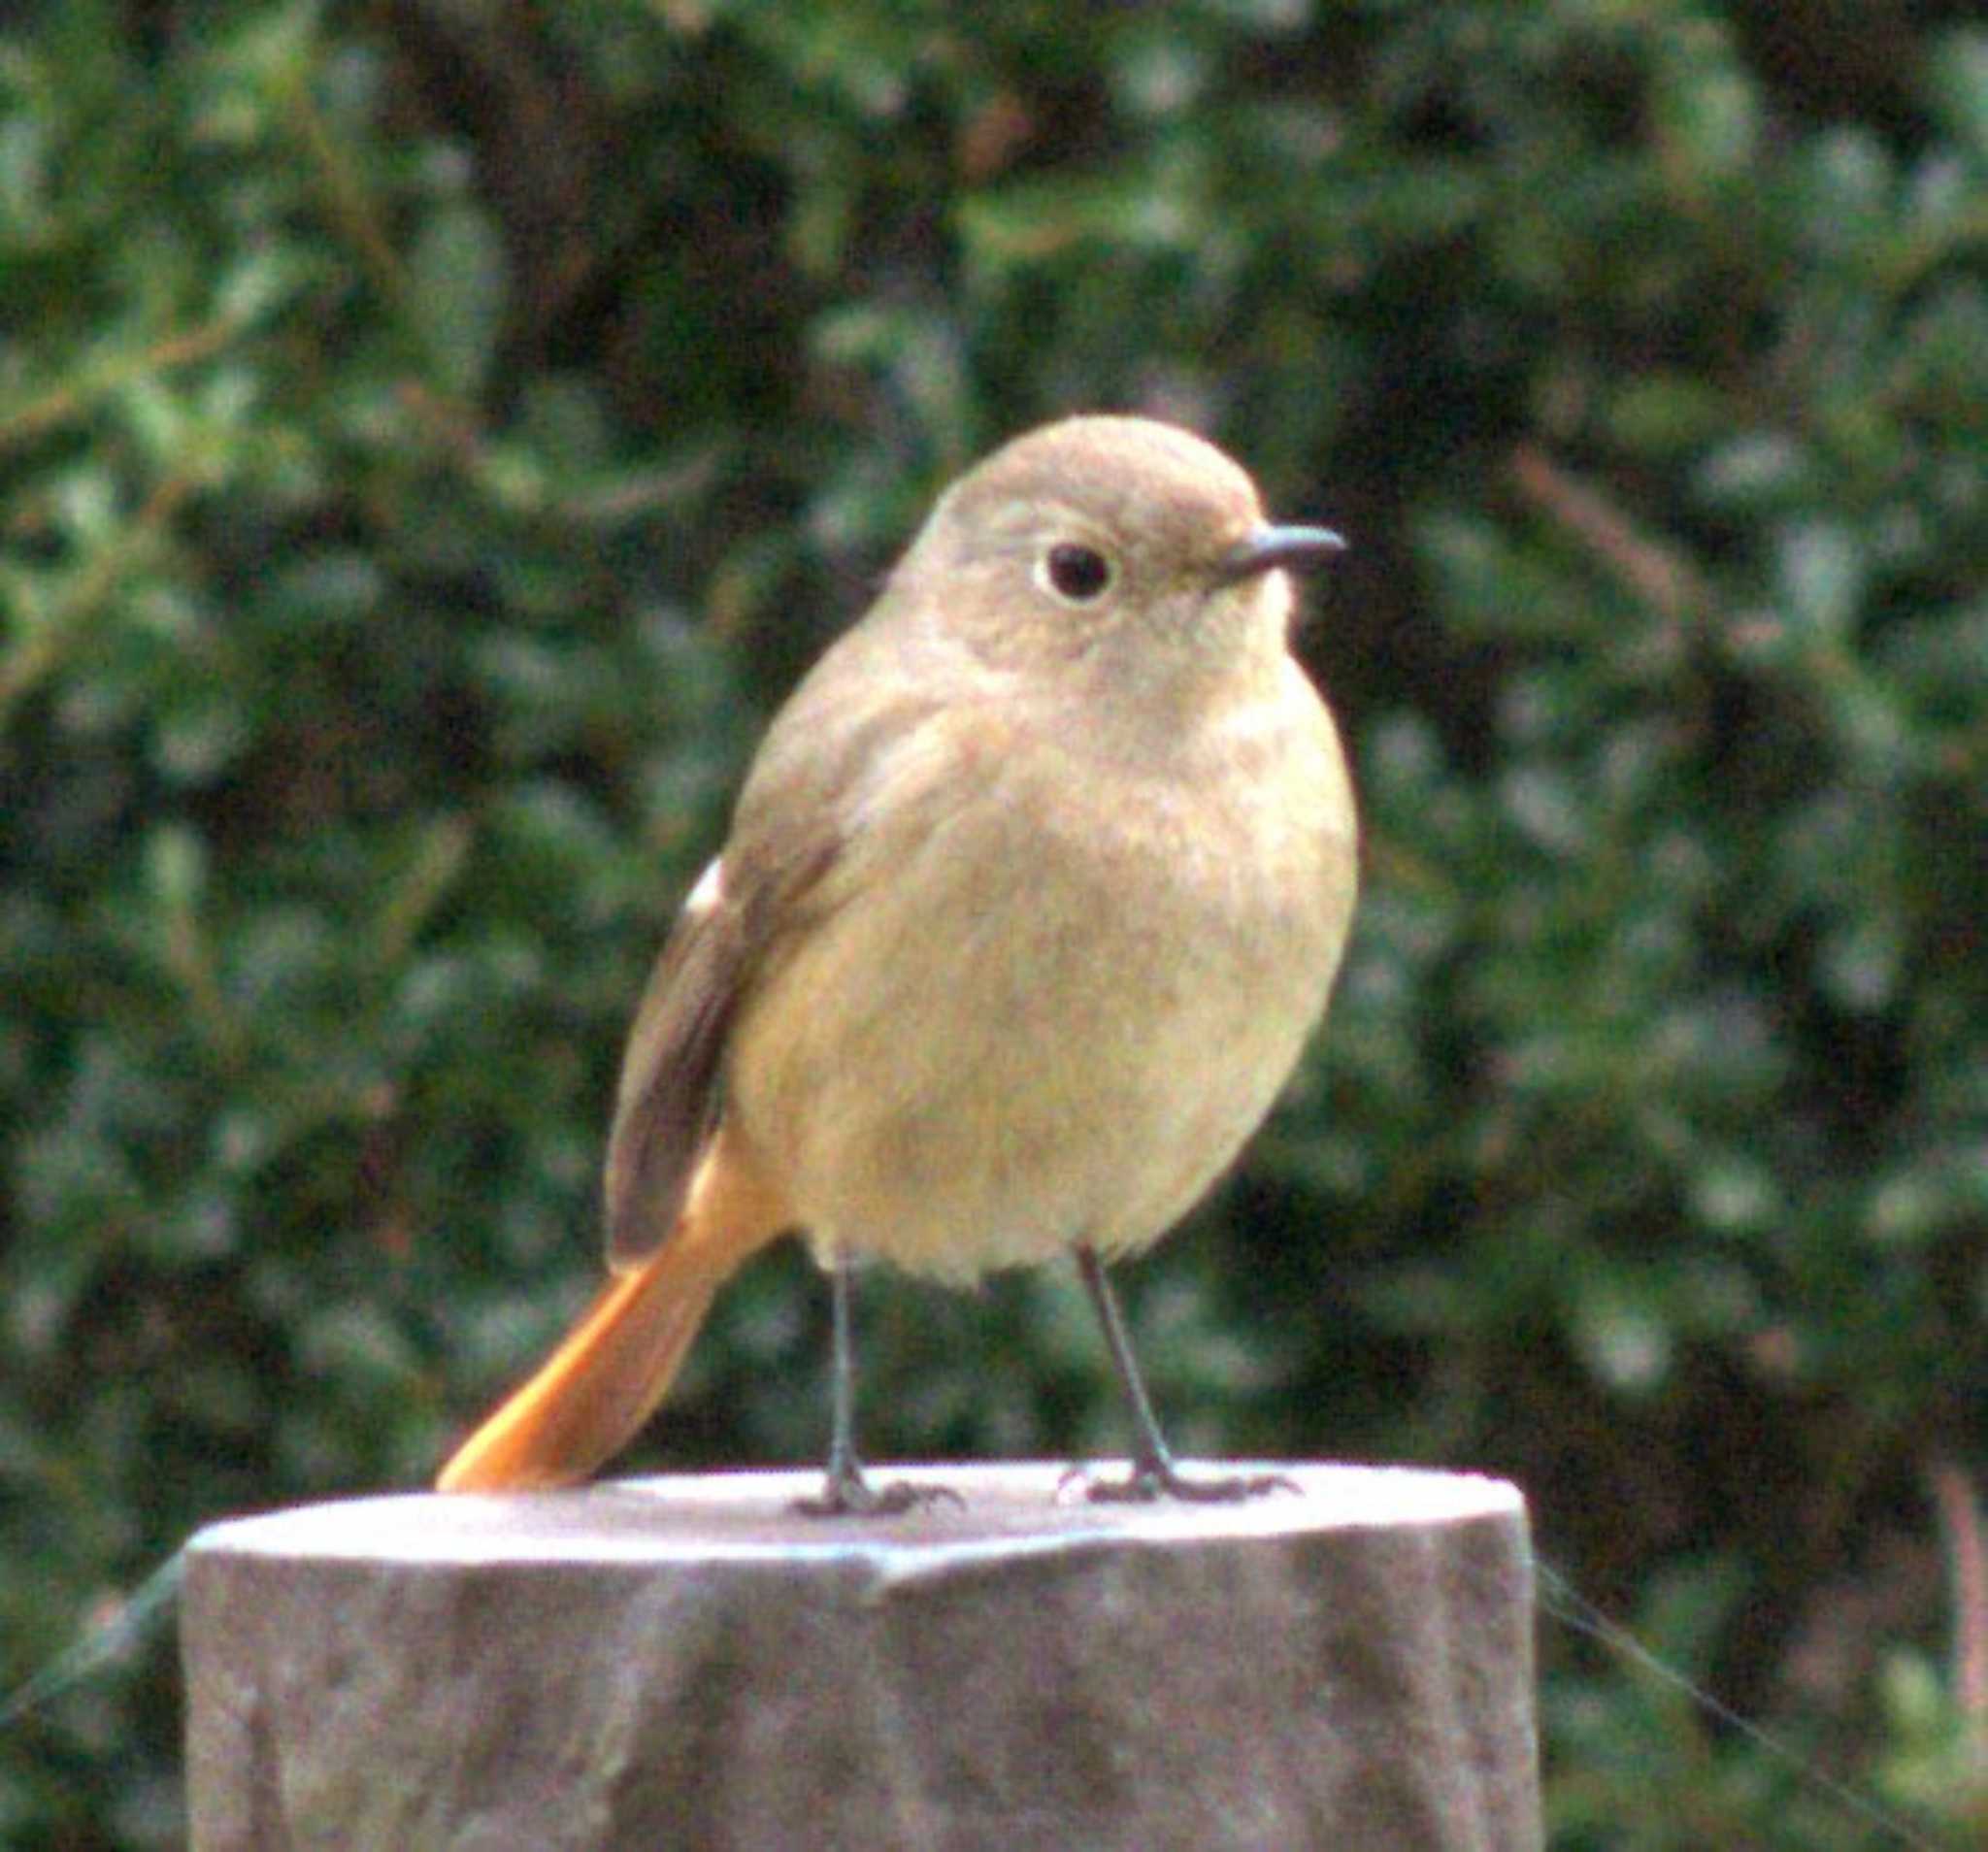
[1213,523,1347,584]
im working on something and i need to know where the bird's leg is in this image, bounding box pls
[1076,1244,1294,1504]
[795,1249,959,1516]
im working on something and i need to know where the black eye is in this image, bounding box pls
[1044,542,1113,602]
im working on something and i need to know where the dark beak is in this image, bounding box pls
[1213,523,1347,584]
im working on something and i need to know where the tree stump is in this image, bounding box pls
[182,1462,1540,1851]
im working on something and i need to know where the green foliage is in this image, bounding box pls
[3,0,1983,1843]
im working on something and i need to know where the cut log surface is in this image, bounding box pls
[182,1462,1541,1852]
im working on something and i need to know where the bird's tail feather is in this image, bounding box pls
[437,1129,786,1492]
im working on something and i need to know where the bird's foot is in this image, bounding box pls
[1073,1456,1299,1505]
[794,1457,963,1518]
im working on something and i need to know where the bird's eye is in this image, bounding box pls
[1040,542,1114,604]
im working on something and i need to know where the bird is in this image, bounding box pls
[436,413,1358,1511]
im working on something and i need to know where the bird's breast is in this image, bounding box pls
[726,685,1356,1278]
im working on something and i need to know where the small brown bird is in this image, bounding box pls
[437,414,1358,1510]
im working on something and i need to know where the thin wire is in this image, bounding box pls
[1538,1559,1954,1852]
[1,1547,186,1728]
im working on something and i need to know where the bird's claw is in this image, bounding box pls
[1071,1459,1299,1505]
[794,1460,963,1517]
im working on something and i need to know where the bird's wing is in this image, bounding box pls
[601,613,958,1268]
[601,821,842,1269]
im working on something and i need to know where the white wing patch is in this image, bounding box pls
[684,856,725,917]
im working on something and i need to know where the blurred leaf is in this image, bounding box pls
[407,201,506,396]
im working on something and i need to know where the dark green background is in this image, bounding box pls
[3,2,1984,1844]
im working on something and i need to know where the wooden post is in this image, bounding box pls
[182,1462,1540,1851]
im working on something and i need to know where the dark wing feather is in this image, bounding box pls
[602,879,746,1267]
[602,813,848,1269]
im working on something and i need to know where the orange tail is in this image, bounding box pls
[437,1127,790,1492]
